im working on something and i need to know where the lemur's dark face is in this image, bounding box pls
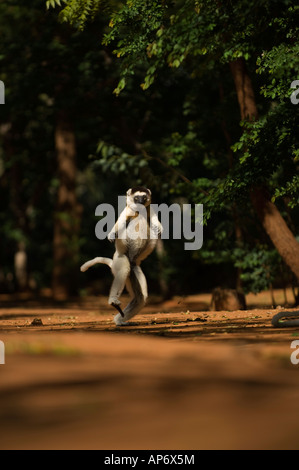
[127,187,151,207]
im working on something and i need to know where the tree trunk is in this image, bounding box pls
[14,242,27,290]
[230,59,259,121]
[250,186,299,280]
[4,125,29,292]
[52,111,81,299]
[230,57,299,282]
[219,82,244,290]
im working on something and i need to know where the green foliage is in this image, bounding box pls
[46,0,110,31]
[97,0,299,214]
[46,0,66,9]
[94,141,148,175]
[234,246,283,294]
[272,175,299,209]
[256,6,299,101]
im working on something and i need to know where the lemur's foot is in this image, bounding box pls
[113,314,138,327]
[113,313,128,326]
[110,302,125,317]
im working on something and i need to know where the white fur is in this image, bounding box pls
[80,188,162,326]
[80,257,112,272]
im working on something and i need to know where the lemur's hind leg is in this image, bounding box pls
[114,265,148,326]
[108,253,131,316]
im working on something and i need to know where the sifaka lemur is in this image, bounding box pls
[80,187,163,325]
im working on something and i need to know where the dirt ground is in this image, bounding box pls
[0,289,299,450]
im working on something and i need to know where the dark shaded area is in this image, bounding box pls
[0,1,298,304]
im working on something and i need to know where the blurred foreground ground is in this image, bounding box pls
[0,289,298,450]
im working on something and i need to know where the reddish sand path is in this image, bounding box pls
[0,292,298,450]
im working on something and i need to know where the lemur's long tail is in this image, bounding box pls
[80,257,113,272]
[272,310,299,328]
